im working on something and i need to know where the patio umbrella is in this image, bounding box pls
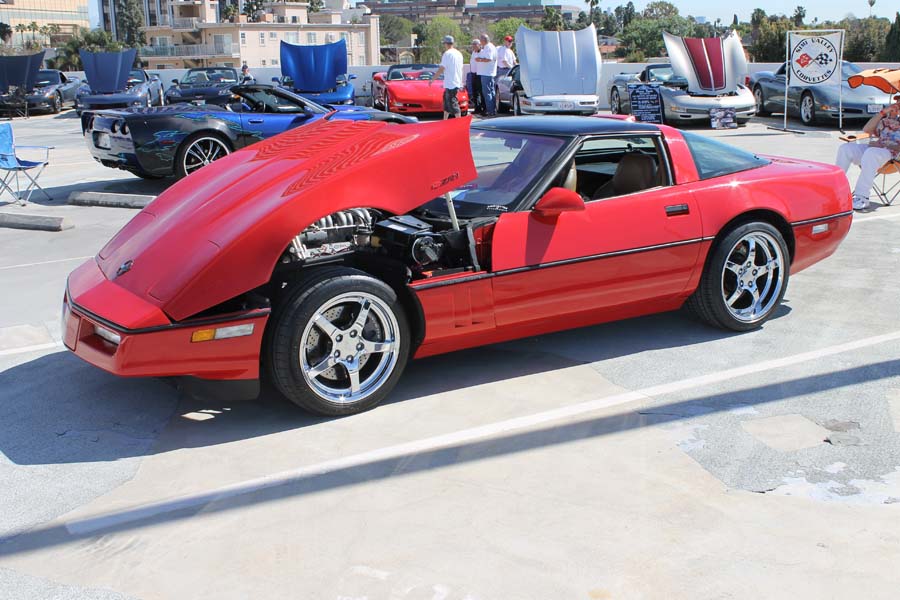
[847,68,900,95]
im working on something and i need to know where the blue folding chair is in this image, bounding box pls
[0,122,52,205]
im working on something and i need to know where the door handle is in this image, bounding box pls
[665,204,690,216]
[248,118,264,124]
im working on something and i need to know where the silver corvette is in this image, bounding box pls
[607,63,756,124]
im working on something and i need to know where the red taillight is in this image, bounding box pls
[744,76,751,86]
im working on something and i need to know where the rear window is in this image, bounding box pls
[681,131,770,180]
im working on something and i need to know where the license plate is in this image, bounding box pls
[94,132,110,149]
[559,102,574,110]
[192,99,206,105]
[868,104,883,113]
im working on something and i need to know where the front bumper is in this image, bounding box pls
[520,95,599,115]
[64,259,268,381]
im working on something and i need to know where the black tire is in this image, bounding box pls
[51,92,62,114]
[753,86,770,117]
[610,88,621,114]
[685,221,790,332]
[513,93,522,116]
[174,132,232,179]
[267,267,411,416]
[799,92,816,125]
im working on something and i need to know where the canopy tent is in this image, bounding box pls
[280,39,348,93]
[0,52,45,93]
[79,48,137,93]
[848,68,900,96]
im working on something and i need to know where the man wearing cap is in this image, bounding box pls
[432,35,464,119]
[497,35,517,77]
[468,38,484,114]
[475,33,498,117]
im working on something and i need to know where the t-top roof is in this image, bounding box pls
[472,116,661,137]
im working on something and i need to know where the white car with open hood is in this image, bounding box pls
[505,24,602,116]
[607,31,756,125]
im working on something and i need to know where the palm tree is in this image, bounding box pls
[14,23,26,47]
[27,21,39,45]
[0,22,12,44]
[869,0,876,17]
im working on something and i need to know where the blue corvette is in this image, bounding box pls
[76,49,165,114]
[82,83,415,179]
[278,39,356,105]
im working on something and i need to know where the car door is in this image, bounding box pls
[489,134,703,328]
[764,63,788,110]
[238,87,316,141]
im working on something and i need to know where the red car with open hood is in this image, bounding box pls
[63,116,852,415]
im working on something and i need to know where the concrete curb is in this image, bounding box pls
[68,191,155,209]
[0,212,73,232]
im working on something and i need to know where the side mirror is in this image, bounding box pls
[171,79,179,85]
[348,74,358,80]
[151,75,160,81]
[272,76,280,83]
[533,187,585,217]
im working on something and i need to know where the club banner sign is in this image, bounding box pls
[788,32,843,86]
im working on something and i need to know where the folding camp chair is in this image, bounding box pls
[0,122,51,205]
[839,132,899,207]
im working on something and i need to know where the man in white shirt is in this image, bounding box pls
[432,35,463,119]
[497,35,517,76]
[468,38,483,114]
[475,33,498,116]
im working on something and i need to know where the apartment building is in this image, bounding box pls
[140,1,380,70]
[0,0,90,44]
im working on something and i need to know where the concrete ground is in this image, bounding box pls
[1,108,899,599]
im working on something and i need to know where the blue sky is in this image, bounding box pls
[615,1,888,23]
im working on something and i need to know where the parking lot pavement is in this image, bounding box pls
[1,111,899,599]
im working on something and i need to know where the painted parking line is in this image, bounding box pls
[63,328,900,536]
[0,341,63,358]
[0,256,91,271]
[853,212,900,223]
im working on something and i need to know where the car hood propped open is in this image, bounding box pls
[80,49,136,94]
[0,52,45,93]
[95,117,477,321]
[663,31,747,96]
[280,39,348,93]
[515,24,601,98]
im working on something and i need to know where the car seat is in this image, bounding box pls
[592,153,658,199]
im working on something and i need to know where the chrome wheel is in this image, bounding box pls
[720,231,785,324]
[610,88,621,114]
[800,94,815,124]
[182,136,230,176]
[513,93,521,116]
[753,87,764,113]
[299,292,400,405]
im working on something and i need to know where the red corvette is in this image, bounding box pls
[63,116,851,415]
[372,63,469,116]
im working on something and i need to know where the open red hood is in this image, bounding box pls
[96,117,476,321]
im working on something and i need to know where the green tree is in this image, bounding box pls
[115,0,146,46]
[489,17,525,44]
[419,16,463,63]
[584,0,600,22]
[621,14,692,57]
[751,8,767,30]
[0,22,11,44]
[221,2,237,22]
[642,1,678,19]
[46,28,124,70]
[843,16,890,61]
[868,0,875,17]
[614,2,636,29]
[792,6,806,27]
[541,7,565,31]
[308,0,324,13]
[380,15,414,46]
[883,12,900,60]
[242,0,265,23]
[27,21,39,44]
[750,15,791,61]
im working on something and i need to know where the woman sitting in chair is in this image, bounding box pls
[836,95,900,211]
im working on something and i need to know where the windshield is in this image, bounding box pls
[127,70,145,85]
[647,67,674,82]
[36,70,60,86]
[389,68,441,81]
[417,130,568,219]
[181,68,238,85]
[236,87,326,114]
[841,61,862,79]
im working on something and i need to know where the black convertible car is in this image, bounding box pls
[82,83,414,179]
